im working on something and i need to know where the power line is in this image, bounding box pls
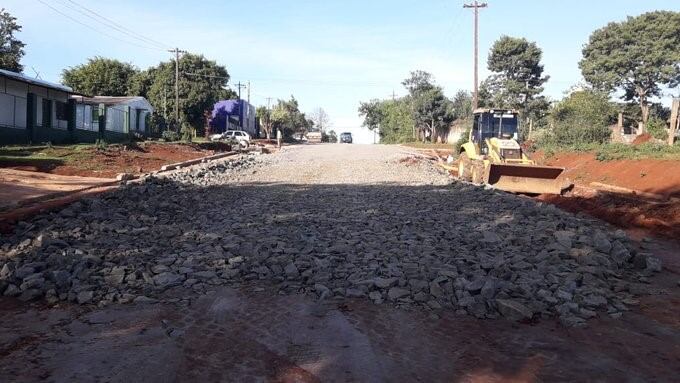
[36,0,165,52]
[236,76,394,87]
[63,0,171,50]
[183,72,230,80]
[53,0,168,50]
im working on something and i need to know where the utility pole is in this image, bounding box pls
[168,48,187,126]
[463,1,487,110]
[234,82,247,130]
[247,81,251,105]
[265,97,273,139]
[235,82,247,100]
[163,87,167,119]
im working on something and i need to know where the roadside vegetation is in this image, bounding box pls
[357,11,679,161]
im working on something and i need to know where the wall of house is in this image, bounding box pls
[0,76,75,145]
[0,76,29,144]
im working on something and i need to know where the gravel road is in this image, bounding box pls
[1,143,678,382]
[0,143,662,326]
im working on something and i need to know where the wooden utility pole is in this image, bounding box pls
[463,1,487,110]
[168,48,187,125]
[669,98,679,146]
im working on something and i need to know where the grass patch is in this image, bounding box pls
[535,142,680,161]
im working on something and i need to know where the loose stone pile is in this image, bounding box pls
[0,152,663,326]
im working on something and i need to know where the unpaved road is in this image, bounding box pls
[1,144,679,382]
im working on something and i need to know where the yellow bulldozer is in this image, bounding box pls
[457,108,569,194]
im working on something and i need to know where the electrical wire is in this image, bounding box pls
[36,0,166,52]
[62,0,171,50]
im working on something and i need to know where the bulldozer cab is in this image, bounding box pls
[470,109,519,154]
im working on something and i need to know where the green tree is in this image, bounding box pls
[481,36,549,123]
[412,87,453,143]
[580,11,680,128]
[401,70,435,95]
[451,90,473,121]
[358,98,414,144]
[271,96,309,139]
[62,57,138,96]
[358,99,385,131]
[132,53,232,133]
[401,71,453,142]
[546,90,616,146]
[256,105,272,139]
[0,8,25,72]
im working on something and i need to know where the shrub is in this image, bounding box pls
[149,113,167,135]
[161,130,180,142]
[540,90,616,147]
[453,127,470,153]
[180,121,194,143]
[646,115,668,140]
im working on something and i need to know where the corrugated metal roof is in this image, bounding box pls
[72,96,143,106]
[0,69,74,93]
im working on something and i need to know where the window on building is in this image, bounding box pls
[91,107,99,123]
[55,101,68,121]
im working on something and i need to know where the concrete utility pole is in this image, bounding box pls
[266,97,273,139]
[235,82,247,100]
[463,1,487,110]
[168,48,187,124]
[669,98,679,146]
[247,81,251,105]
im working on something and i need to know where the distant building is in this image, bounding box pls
[0,69,76,145]
[306,131,322,143]
[71,96,154,142]
[209,99,258,137]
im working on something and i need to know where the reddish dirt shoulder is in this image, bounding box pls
[1,142,230,179]
[540,151,680,198]
[532,151,680,241]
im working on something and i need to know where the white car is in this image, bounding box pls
[210,130,251,147]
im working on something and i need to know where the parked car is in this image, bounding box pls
[210,130,251,147]
[340,132,353,143]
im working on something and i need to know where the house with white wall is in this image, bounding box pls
[71,96,154,142]
[0,69,75,145]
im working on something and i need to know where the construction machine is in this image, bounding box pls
[457,108,569,194]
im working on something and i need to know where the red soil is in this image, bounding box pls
[2,142,230,179]
[632,133,653,145]
[541,151,680,198]
[537,151,680,240]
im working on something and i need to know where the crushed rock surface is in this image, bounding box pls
[0,144,662,326]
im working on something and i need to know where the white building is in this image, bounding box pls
[0,69,75,144]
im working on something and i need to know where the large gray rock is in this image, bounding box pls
[496,299,533,321]
[374,277,398,289]
[387,287,410,301]
[153,272,183,287]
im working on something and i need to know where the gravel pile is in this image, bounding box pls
[0,146,663,326]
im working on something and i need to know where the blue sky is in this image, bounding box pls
[4,0,679,142]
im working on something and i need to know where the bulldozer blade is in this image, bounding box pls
[486,164,568,195]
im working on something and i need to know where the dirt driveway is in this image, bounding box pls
[1,144,679,382]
